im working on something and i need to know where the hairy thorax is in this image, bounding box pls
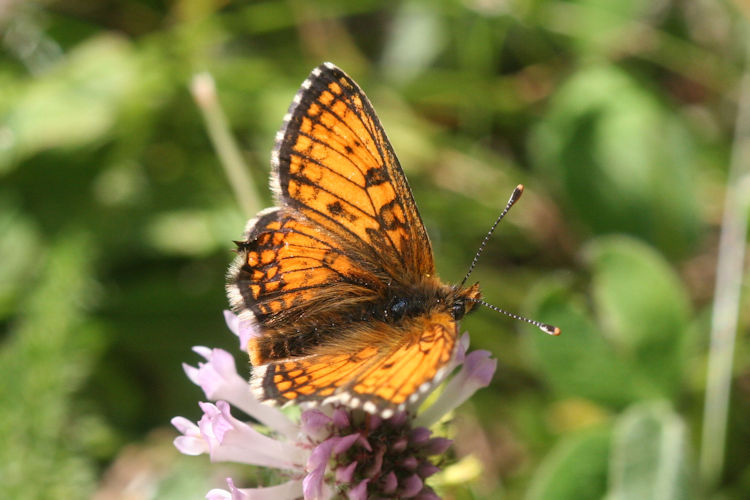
[365,277,480,324]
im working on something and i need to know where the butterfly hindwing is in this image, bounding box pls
[254,312,458,416]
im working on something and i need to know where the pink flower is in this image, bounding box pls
[172,312,497,499]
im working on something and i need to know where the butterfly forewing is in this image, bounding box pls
[272,62,433,276]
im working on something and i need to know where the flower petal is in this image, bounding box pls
[418,462,440,478]
[223,310,241,337]
[172,416,198,435]
[398,456,418,471]
[223,310,260,352]
[185,347,298,439]
[348,479,369,500]
[355,434,372,452]
[454,332,470,364]
[414,487,441,500]
[387,412,407,427]
[304,439,337,499]
[415,350,497,428]
[400,474,423,498]
[171,416,209,456]
[332,408,350,428]
[462,349,496,386]
[390,436,408,453]
[223,478,247,500]
[366,414,382,430]
[184,347,243,401]
[423,437,452,456]
[381,471,398,494]
[336,461,358,483]
[363,445,385,478]
[332,433,360,454]
[198,401,304,469]
[300,409,332,440]
[409,427,431,445]
[210,478,305,500]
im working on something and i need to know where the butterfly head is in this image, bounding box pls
[450,282,481,320]
[377,279,480,324]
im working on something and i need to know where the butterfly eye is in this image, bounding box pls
[451,300,466,320]
[387,298,408,321]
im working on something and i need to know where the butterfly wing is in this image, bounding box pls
[252,312,458,417]
[227,207,382,363]
[271,62,434,277]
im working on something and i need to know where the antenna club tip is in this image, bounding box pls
[509,184,524,204]
[540,324,561,336]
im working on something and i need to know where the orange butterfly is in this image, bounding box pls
[227,63,549,418]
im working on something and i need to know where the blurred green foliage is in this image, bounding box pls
[1,0,748,499]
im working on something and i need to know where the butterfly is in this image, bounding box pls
[227,62,509,418]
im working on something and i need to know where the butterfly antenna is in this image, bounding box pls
[460,184,525,287]
[469,298,561,336]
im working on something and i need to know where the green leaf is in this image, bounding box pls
[526,426,612,500]
[525,234,693,404]
[524,277,658,407]
[540,0,657,54]
[0,232,103,498]
[381,2,445,84]
[529,65,700,258]
[586,236,690,398]
[607,401,694,500]
[0,203,40,318]
[0,35,143,173]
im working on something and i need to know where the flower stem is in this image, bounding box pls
[699,29,750,491]
[191,72,261,217]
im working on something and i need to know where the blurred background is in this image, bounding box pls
[1,0,749,498]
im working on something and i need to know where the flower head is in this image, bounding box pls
[172,311,497,499]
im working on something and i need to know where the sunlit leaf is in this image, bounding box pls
[529,64,700,258]
[607,401,694,500]
[540,0,661,54]
[524,278,660,406]
[0,232,104,498]
[0,204,40,318]
[0,35,143,173]
[586,236,691,397]
[526,426,612,500]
